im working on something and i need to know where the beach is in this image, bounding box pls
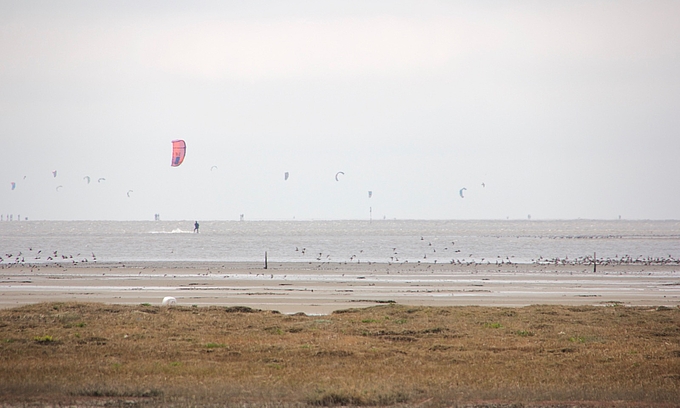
[1,262,678,314]
[3,259,680,406]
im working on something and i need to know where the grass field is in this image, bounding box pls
[1,302,679,407]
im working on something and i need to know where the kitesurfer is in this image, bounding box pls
[194,221,199,233]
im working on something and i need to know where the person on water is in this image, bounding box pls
[194,221,199,233]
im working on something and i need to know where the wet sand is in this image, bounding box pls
[0,262,678,314]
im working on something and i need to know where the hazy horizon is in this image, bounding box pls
[2,1,679,221]
[2,217,678,223]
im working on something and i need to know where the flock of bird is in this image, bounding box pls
[290,235,464,267]
[0,248,97,267]
[3,231,678,268]
[285,235,680,267]
[3,245,679,268]
[533,254,680,266]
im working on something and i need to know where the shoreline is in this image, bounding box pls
[1,262,678,314]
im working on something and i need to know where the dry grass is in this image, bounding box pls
[0,302,679,407]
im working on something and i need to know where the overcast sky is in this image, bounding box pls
[1,0,679,221]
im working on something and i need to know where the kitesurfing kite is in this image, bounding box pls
[335,171,345,181]
[98,178,106,183]
[459,188,467,198]
[56,185,63,192]
[368,191,373,198]
[52,170,57,178]
[211,165,218,172]
[171,140,186,167]
[284,172,289,181]
[83,176,91,184]
[127,190,133,198]
[10,182,16,190]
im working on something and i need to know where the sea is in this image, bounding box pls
[1,219,679,266]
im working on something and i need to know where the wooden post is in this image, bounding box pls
[593,252,596,273]
[264,251,268,270]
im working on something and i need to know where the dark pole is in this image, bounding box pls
[264,251,268,270]
[593,252,596,273]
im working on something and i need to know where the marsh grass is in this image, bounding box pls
[0,302,679,407]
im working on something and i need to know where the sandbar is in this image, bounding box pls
[0,261,678,314]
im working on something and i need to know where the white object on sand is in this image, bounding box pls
[162,296,177,306]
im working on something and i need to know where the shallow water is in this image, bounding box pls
[1,219,679,264]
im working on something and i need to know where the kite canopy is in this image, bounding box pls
[368,191,373,198]
[459,188,467,198]
[284,172,289,181]
[171,140,186,167]
[335,171,345,181]
[11,182,16,190]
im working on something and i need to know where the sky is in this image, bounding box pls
[1,0,679,221]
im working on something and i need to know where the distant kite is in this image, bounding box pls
[127,190,133,198]
[284,172,289,181]
[211,165,218,172]
[335,171,345,181]
[171,140,186,167]
[10,182,16,190]
[52,170,57,178]
[459,188,467,198]
[368,191,373,198]
[56,185,63,192]
[83,176,91,184]
[482,182,485,188]
[98,178,106,183]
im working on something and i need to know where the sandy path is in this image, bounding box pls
[0,262,678,314]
